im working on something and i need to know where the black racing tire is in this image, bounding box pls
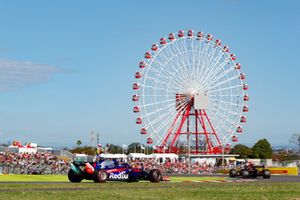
[149,169,162,183]
[241,169,249,178]
[93,170,100,183]
[229,169,237,177]
[263,170,271,179]
[68,169,83,183]
[97,170,108,183]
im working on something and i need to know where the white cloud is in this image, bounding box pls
[0,59,61,92]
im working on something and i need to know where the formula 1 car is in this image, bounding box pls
[229,164,271,179]
[68,159,163,183]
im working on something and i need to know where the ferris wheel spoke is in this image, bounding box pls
[200,56,231,87]
[141,99,174,108]
[144,99,187,118]
[208,84,242,93]
[210,98,243,107]
[207,74,240,91]
[205,66,238,89]
[195,40,206,83]
[175,41,192,81]
[142,84,181,93]
[146,74,187,92]
[153,101,191,143]
[146,101,190,143]
[208,109,235,135]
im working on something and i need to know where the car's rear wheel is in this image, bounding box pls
[149,169,161,183]
[241,169,249,178]
[229,169,237,177]
[68,169,83,183]
[98,170,108,183]
[263,170,271,179]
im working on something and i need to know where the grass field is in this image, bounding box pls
[0,174,229,182]
[1,175,300,200]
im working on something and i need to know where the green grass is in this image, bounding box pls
[0,174,227,182]
[0,175,300,200]
[0,182,300,200]
[0,174,68,182]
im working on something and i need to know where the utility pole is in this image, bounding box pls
[97,133,100,146]
[187,114,191,174]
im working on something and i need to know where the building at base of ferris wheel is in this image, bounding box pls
[132,29,249,155]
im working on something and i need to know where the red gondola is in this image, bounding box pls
[140,128,147,135]
[244,95,249,101]
[132,95,139,101]
[133,83,140,90]
[235,63,241,70]
[240,73,246,80]
[178,30,184,37]
[230,54,236,60]
[135,72,142,79]
[224,144,231,153]
[243,84,248,90]
[188,30,193,37]
[139,61,146,68]
[215,39,221,46]
[147,138,153,144]
[232,136,238,142]
[136,117,142,124]
[223,46,229,52]
[151,44,158,51]
[236,126,243,133]
[145,52,151,59]
[133,106,140,113]
[243,105,249,112]
[207,34,213,41]
[197,31,204,38]
[168,33,175,41]
[240,116,247,123]
[160,38,167,45]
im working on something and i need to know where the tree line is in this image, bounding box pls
[230,138,272,159]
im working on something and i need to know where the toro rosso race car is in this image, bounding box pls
[229,164,271,179]
[68,159,163,183]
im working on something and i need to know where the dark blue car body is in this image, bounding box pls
[68,159,162,183]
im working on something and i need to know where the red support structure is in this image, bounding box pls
[155,98,222,154]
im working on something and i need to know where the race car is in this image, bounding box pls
[68,159,163,183]
[229,164,271,179]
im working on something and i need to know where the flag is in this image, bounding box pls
[122,144,128,149]
[140,144,145,150]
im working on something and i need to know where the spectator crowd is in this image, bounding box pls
[0,151,232,175]
[128,158,224,174]
[0,152,69,174]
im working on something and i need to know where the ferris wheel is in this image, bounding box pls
[132,30,249,154]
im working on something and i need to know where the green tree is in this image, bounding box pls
[108,144,123,154]
[230,144,252,158]
[76,140,82,146]
[70,146,96,155]
[128,142,142,153]
[251,138,272,159]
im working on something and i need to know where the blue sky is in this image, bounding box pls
[0,0,299,147]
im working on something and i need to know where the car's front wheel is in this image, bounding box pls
[149,169,162,183]
[229,169,237,177]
